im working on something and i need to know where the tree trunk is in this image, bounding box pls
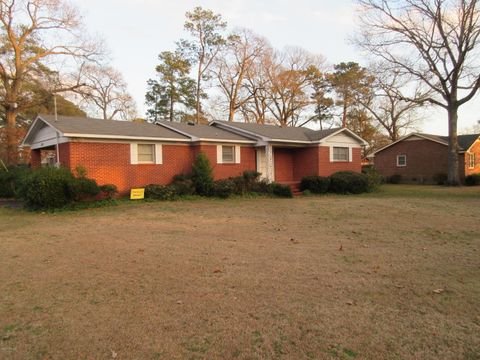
[228,101,235,122]
[5,108,18,166]
[196,62,202,124]
[342,102,347,128]
[447,105,460,186]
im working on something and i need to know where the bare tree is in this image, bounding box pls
[178,7,227,123]
[361,63,425,141]
[264,47,325,127]
[356,0,480,185]
[0,0,101,164]
[212,29,267,122]
[78,64,136,120]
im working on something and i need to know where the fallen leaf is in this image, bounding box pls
[213,269,222,273]
[176,300,183,305]
[433,288,445,294]
[111,350,117,358]
[339,245,343,251]
[346,300,355,305]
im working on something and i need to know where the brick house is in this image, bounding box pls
[22,115,367,194]
[373,132,480,183]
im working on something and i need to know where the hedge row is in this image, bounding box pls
[300,170,382,194]
[145,153,292,200]
[1,166,118,210]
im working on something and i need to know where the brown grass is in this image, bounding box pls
[0,185,479,360]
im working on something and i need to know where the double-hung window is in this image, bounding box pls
[137,144,155,163]
[332,147,349,161]
[397,155,407,167]
[469,153,476,169]
[222,145,235,163]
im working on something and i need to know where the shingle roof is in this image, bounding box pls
[156,120,255,142]
[38,115,189,140]
[418,133,479,151]
[213,121,342,142]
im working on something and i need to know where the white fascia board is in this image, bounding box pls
[62,133,189,142]
[196,138,256,144]
[30,137,70,149]
[318,128,369,146]
[22,116,63,146]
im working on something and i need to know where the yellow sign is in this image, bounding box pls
[130,188,145,200]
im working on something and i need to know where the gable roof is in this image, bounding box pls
[23,115,190,145]
[211,120,368,145]
[372,132,480,155]
[155,120,255,143]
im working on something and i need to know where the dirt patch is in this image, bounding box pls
[0,186,479,359]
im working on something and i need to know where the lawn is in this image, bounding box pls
[0,185,479,360]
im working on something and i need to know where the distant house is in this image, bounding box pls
[22,115,367,194]
[373,132,480,183]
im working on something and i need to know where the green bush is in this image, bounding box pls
[250,179,271,194]
[69,177,100,201]
[213,179,236,198]
[388,174,402,184]
[99,184,118,199]
[269,182,293,198]
[329,171,370,194]
[362,168,384,192]
[300,176,330,194]
[145,184,178,200]
[171,178,195,196]
[0,166,31,198]
[191,152,214,196]
[17,167,76,210]
[465,174,480,186]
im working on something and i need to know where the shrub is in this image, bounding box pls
[250,179,271,194]
[191,152,214,196]
[269,182,293,198]
[0,166,31,198]
[17,167,76,209]
[433,173,448,186]
[75,165,88,178]
[172,173,191,182]
[99,184,118,199]
[213,179,236,198]
[329,171,370,194]
[300,176,330,194]
[388,174,402,184]
[171,178,195,196]
[362,169,384,192]
[69,177,100,201]
[243,170,261,188]
[145,184,177,200]
[465,174,480,186]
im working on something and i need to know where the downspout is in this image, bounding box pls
[54,95,60,168]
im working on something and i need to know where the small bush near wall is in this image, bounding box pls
[191,153,214,196]
[329,171,370,194]
[465,174,480,186]
[300,176,330,194]
[171,174,196,196]
[268,183,293,198]
[145,184,178,200]
[70,177,100,201]
[213,179,237,198]
[362,168,384,192]
[99,184,118,199]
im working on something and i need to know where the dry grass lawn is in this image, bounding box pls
[0,185,479,360]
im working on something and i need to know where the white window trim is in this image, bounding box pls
[130,143,163,165]
[217,145,241,164]
[468,153,475,169]
[331,146,350,162]
[397,154,407,167]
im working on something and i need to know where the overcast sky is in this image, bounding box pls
[73,0,479,135]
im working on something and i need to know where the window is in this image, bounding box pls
[469,153,476,169]
[397,155,407,167]
[332,147,349,161]
[222,145,235,163]
[137,144,155,163]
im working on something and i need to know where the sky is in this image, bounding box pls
[73,0,479,135]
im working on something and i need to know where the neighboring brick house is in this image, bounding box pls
[372,132,480,183]
[22,115,367,194]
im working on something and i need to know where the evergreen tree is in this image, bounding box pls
[145,51,196,122]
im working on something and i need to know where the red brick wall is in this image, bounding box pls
[374,139,465,183]
[292,147,319,180]
[192,144,256,180]
[274,148,295,182]
[30,149,41,168]
[465,139,480,176]
[62,141,256,194]
[318,146,362,177]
